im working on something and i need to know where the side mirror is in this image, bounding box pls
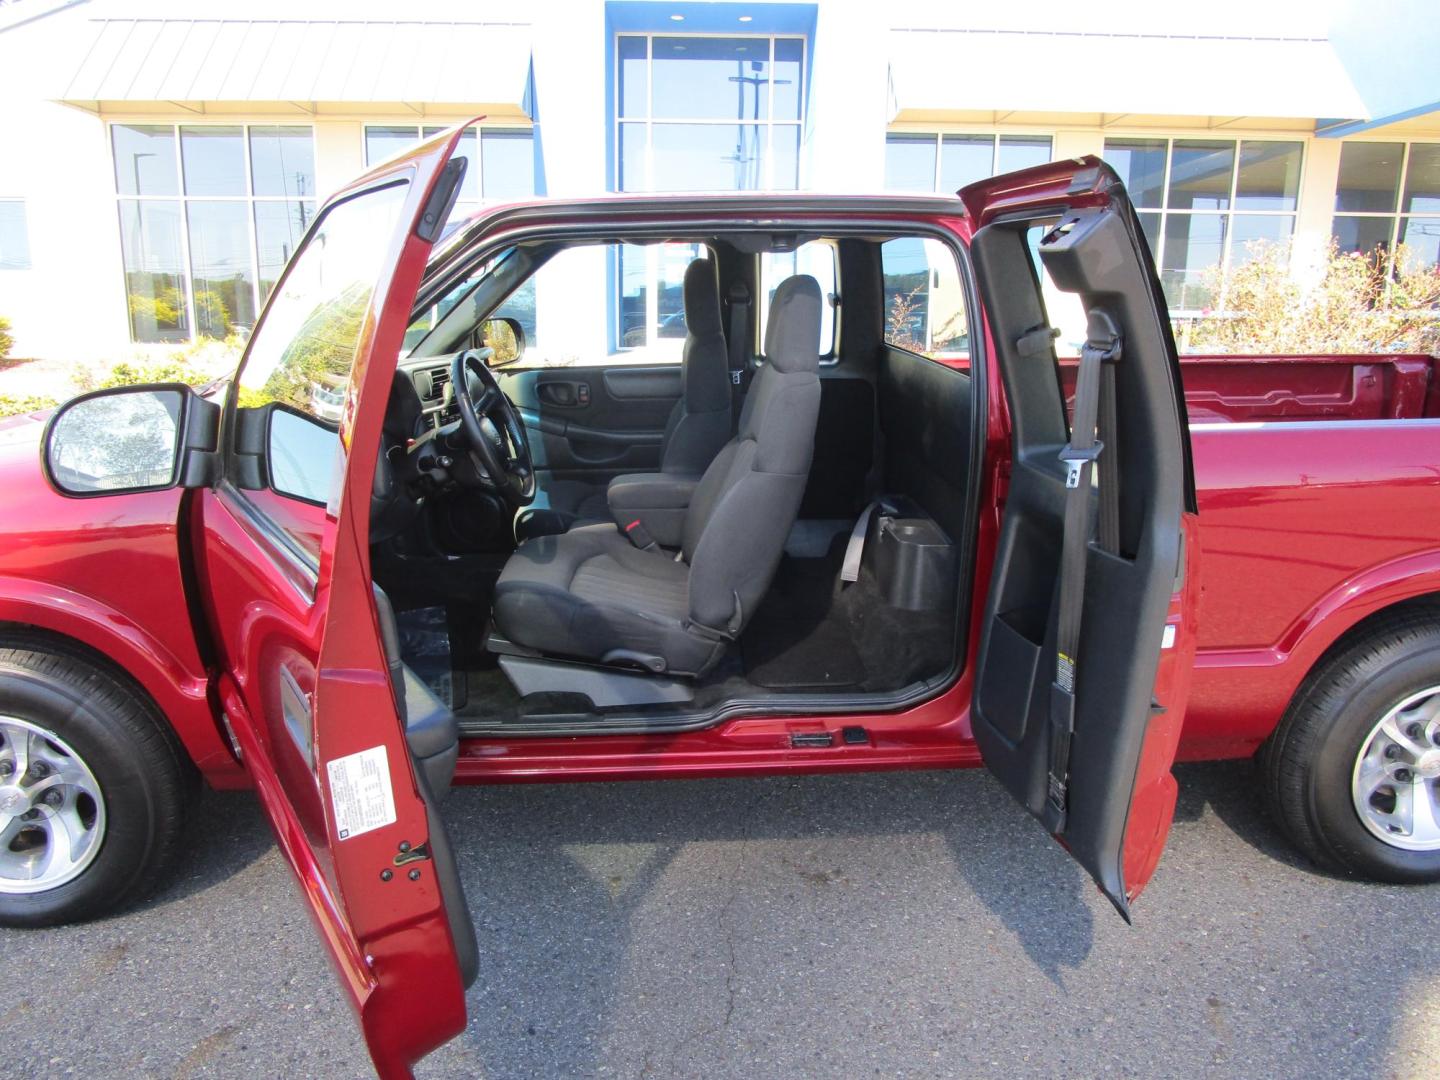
[42,384,219,497]
[477,317,525,367]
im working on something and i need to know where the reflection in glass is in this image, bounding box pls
[1162,213,1227,310]
[619,36,647,118]
[364,125,418,168]
[269,408,341,504]
[1398,217,1440,270]
[652,124,765,191]
[1332,215,1393,258]
[119,199,189,343]
[187,201,255,339]
[940,135,992,192]
[997,136,1051,175]
[255,200,315,304]
[238,182,408,428]
[1402,144,1440,215]
[48,390,182,493]
[481,131,535,199]
[885,134,936,192]
[1104,138,1166,208]
[880,237,967,358]
[773,39,804,121]
[652,37,770,121]
[1229,215,1293,267]
[249,126,315,199]
[619,122,647,191]
[771,126,800,189]
[1335,142,1402,213]
[0,200,30,271]
[180,126,245,196]
[113,125,179,196]
[1168,141,1234,212]
[618,244,648,347]
[1235,141,1301,211]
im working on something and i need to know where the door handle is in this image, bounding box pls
[537,381,590,408]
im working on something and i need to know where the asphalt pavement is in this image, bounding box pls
[2,761,1437,1079]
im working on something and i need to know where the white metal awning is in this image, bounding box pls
[59,17,533,115]
[887,29,1371,124]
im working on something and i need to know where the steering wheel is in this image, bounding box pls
[450,348,536,507]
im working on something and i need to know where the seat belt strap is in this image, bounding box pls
[840,499,886,583]
[726,281,751,419]
[1043,310,1122,834]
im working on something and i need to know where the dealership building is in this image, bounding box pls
[0,0,1436,362]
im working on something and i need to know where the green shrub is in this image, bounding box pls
[0,394,57,419]
[0,316,13,362]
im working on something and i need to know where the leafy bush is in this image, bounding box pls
[1180,241,1440,355]
[0,394,58,419]
[0,316,13,362]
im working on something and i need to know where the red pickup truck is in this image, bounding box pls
[2,127,1438,1077]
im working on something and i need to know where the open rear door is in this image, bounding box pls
[196,124,477,1077]
[962,157,1199,919]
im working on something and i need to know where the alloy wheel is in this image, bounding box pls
[0,717,107,893]
[1351,686,1440,851]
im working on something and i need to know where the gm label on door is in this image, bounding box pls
[326,745,397,840]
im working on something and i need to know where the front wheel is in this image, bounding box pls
[0,639,193,926]
[1262,611,1440,883]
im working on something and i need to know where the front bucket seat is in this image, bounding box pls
[492,275,823,677]
[514,256,733,541]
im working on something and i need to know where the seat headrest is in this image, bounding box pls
[763,275,822,375]
[683,258,723,339]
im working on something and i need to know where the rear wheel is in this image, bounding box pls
[0,639,192,926]
[1263,612,1440,883]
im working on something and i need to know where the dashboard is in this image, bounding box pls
[402,357,460,431]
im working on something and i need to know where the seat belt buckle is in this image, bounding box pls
[623,519,658,551]
[1058,441,1103,489]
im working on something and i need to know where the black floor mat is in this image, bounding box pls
[394,606,457,708]
[741,540,865,689]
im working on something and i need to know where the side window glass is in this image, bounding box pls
[759,241,838,358]
[881,237,969,364]
[234,180,409,505]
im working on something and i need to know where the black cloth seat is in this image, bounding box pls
[494,275,824,677]
[515,256,733,541]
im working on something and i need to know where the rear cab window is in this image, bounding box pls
[759,240,839,360]
[880,237,969,366]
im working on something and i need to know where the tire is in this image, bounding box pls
[1262,610,1440,884]
[0,636,193,926]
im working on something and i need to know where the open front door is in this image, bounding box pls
[962,157,1199,918]
[193,126,476,1077]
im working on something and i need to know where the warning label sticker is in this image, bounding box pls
[326,745,397,841]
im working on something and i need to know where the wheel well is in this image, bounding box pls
[0,621,201,782]
[1280,593,1440,734]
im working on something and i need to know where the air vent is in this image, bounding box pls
[425,367,450,402]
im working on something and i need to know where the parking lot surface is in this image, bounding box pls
[1,761,1437,1079]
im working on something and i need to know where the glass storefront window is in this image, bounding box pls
[885,133,1055,195]
[362,124,532,211]
[1104,136,1304,312]
[1332,142,1440,273]
[112,122,316,343]
[615,33,805,193]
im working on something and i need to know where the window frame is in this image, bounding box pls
[359,121,535,217]
[1331,139,1440,276]
[108,120,317,344]
[884,131,1055,194]
[1102,134,1307,315]
[0,197,31,271]
[612,31,808,193]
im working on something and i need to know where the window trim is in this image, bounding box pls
[613,31,808,193]
[1102,134,1307,315]
[1331,139,1440,276]
[359,120,535,214]
[108,119,318,344]
[884,131,1056,194]
[0,197,31,271]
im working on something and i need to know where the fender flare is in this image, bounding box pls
[0,575,245,786]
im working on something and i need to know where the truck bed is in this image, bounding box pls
[1173,354,1440,758]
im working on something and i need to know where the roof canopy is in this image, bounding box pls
[59,17,534,116]
[887,29,1371,128]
